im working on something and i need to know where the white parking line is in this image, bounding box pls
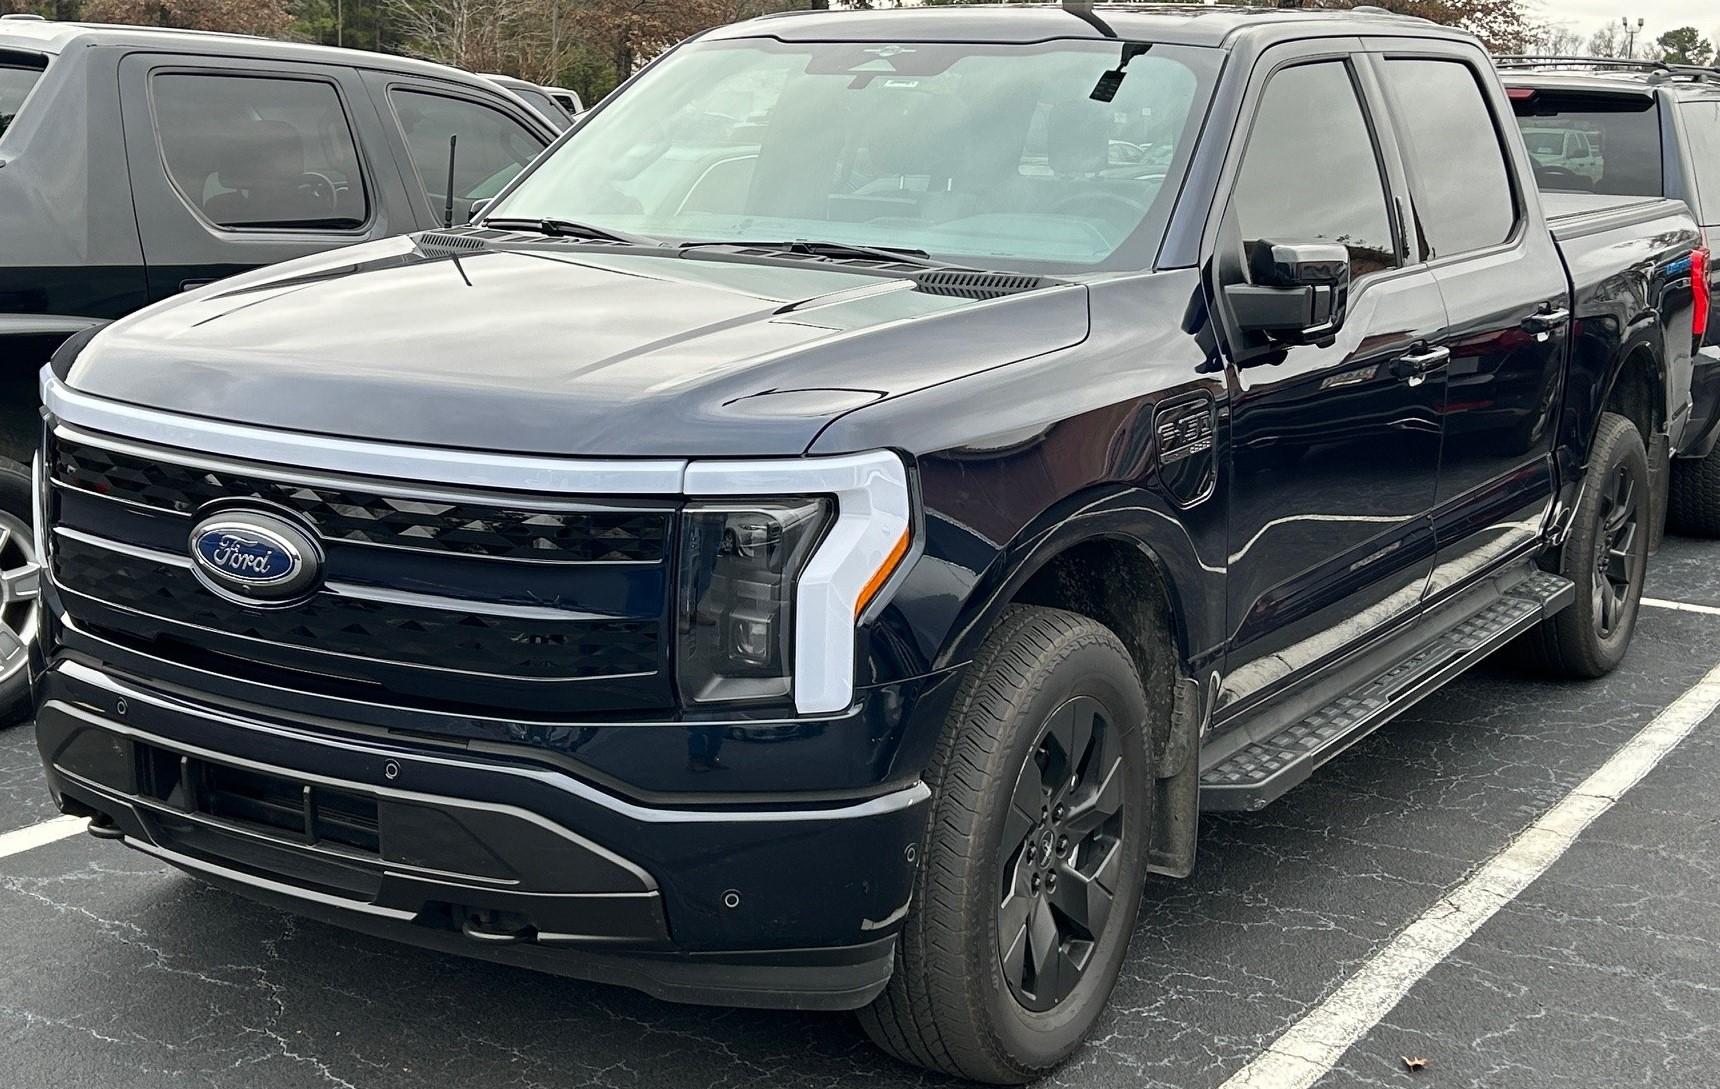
[1642,596,1720,617]
[1219,657,1720,1089]
[0,815,86,860]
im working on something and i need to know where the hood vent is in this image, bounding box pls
[913,270,1063,300]
[414,228,502,257]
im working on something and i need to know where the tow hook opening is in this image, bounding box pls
[457,908,536,946]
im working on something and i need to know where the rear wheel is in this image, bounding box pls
[0,459,40,727]
[1519,412,1648,678]
[858,607,1151,1084]
[1667,446,1720,538]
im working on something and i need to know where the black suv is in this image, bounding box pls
[0,15,561,719]
[1500,57,1720,536]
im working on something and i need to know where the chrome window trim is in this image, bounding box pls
[42,374,689,495]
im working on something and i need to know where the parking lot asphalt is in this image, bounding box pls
[2,539,1718,1089]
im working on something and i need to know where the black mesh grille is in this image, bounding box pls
[53,536,659,680]
[53,439,669,563]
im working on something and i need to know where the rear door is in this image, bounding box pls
[1370,45,1570,603]
[118,52,417,300]
[361,73,553,227]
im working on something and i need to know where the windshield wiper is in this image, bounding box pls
[676,239,949,267]
[479,216,659,247]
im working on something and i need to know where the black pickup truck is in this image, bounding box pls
[26,6,1712,1082]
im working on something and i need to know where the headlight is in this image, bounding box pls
[676,499,830,704]
[681,451,914,715]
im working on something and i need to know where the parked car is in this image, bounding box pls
[30,6,1710,1082]
[1499,57,1720,536]
[543,85,583,115]
[1521,124,1604,184]
[0,16,562,720]
[479,72,574,128]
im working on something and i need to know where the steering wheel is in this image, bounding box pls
[1051,190,1151,222]
[294,171,337,212]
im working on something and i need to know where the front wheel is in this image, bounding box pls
[1519,412,1649,678]
[0,458,40,727]
[858,607,1151,1083]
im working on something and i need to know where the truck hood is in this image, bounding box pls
[65,236,1089,458]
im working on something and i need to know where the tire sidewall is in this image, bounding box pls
[969,637,1151,1072]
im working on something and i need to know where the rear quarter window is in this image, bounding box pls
[0,51,47,141]
[1680,98,1720,224]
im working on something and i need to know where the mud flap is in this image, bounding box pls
[1145,676,1201,878]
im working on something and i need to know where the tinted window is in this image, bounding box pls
[0,58,45,141]
[388,90,547,222]
[1511,89,1663,198]
[153,74,367,230]
[1233,61,1397,279]
[1680,99,1720,223]
[510,85,570,126]
[1383,59,1516,258]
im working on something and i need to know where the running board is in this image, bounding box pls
[1199,571,1575,812]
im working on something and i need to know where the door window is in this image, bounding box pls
[0,54,46,141]
[1232,61,1398,281]
[1383,59,1517,257]
[152,73,368,230]
[386,89,547,221]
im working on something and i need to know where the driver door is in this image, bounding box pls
[1209,48,1450,717]
[118,52,415,301]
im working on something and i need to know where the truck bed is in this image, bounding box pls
[1544,191,1690,241]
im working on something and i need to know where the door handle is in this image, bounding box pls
[1521,306,1571,335]
[1392,344,1451,384]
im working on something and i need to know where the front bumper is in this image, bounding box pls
[35,659,929,1011]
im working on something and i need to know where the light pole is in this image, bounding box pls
[1622,16,1644,58]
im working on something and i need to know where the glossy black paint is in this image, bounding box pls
[31,7,1708,999]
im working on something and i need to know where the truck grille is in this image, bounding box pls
[52,439,668,562]
[46,430,676,716]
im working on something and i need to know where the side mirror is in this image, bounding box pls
[1224,241,1350,345]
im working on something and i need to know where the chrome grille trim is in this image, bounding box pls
[52,528,621,623]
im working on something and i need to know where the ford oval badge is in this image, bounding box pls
[188,511,323,604]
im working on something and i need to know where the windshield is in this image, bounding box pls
[0,59,46,141]
[489,37,1218,273]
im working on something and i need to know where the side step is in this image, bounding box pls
[1199,570,1575,812]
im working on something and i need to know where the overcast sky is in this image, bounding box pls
[1532,1,1720,44]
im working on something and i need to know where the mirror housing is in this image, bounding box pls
[1224,241,1350,345]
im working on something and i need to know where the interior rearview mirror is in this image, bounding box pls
[1224,241,1350,345]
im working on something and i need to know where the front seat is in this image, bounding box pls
[203,121,331,227]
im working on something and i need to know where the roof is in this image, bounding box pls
[0,17,495,85]
[706,3,1458,49]
[1496,58,1720,99]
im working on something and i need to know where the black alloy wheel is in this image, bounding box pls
[1592,460,1641,640]
[997,695,1126,1012]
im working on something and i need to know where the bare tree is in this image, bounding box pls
[83,0,294,34]
[1588,21,1628,58]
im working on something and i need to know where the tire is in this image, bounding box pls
[1667,446,1720,538]
[0,457,38,727]
[1519,412,1649,678]
[858,607,1152,1083]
